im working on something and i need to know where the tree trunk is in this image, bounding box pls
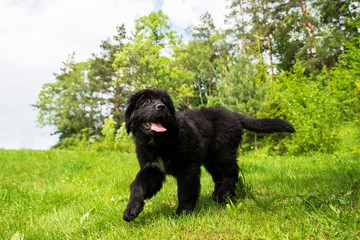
[265,36,275,74]
[198,84,204,105]
[299,1,316,69]
[299,1,314,36]
[254,132,258,150]
[113,82,121,129]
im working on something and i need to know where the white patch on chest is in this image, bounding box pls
[145,158,166,173]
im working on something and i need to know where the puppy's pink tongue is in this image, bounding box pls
[150,123,167,132]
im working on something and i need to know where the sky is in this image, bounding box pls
[0,0,228,149]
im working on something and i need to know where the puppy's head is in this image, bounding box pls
[125,89,176,135]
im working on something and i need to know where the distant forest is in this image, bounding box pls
[34,0,359,154]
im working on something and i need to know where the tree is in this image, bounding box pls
[225,0,276,72]
[225,0,360,73]
[328,35,360,121]
[211,54,266,149]
[113,11,194,108]
[185,12,232,106]
[34,26,131,146]
[34,54,104,143]
[88,24,128,129]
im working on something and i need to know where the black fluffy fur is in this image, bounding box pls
[123,88,295,222]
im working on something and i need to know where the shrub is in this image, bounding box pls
[93,117,134,152]
[259,63,340,155]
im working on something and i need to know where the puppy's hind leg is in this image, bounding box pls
[203,161,223,200]
[175,166,201,214]
[212,154,239,203]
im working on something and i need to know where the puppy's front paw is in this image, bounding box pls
[123,201,144,222]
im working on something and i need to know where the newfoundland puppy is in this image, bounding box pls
[123,88,295,221]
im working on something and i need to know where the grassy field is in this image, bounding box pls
[0,149,359,239]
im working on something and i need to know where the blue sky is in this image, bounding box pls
[0,0,227,149]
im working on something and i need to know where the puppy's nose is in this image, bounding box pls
[155,103,166,111]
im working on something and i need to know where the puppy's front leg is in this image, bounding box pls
[123,167,165,222]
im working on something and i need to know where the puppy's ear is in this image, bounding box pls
[124,98,135,134]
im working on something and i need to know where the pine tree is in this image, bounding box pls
[89,24,127,129]
[186,12,232,106]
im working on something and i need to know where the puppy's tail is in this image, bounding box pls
[239,115,295,133]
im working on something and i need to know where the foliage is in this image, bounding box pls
[185,12,232,106]
[113,11,194,108]
[329,36,360,120]
[259,63,341,154]
[58,117,135,152]
[225,0,360,73]
[34,56,105,142]
[210,55,265,116]
[34,6,359,154]
[96,118,134,152]
[88,24,128,128]
[209,55,266,150]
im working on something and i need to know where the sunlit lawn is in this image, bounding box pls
[1,149,359,239]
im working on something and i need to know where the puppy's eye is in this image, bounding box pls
[143,99,151,105]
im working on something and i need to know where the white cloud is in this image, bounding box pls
[0,0,228,149]
[162,0,228,30]
[0,0,156,149]
[0,0,156,68]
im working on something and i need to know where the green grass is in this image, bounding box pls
[1,149,359,239]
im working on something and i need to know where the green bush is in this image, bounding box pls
[93,117,134,152]
[260,63,341,155]
[114,122,135,152]
[54,117,135,153]
[54,128,90,150]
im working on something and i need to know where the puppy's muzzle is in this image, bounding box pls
[155,103,166,111]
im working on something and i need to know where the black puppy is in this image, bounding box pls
[123,88,295,221]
